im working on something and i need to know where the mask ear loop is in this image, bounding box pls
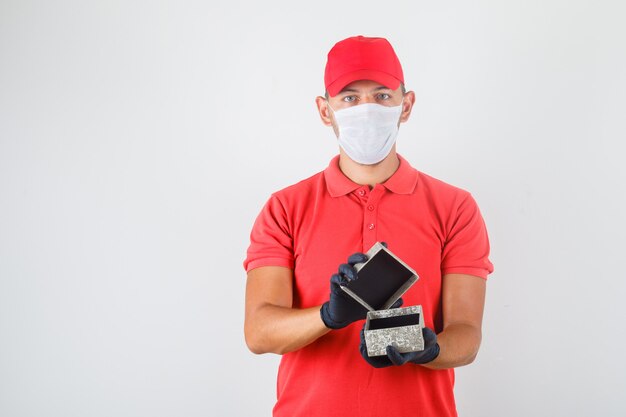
[326,99,337,115]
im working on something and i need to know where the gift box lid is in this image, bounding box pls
[341,242,419,311]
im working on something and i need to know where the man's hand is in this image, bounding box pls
[359,325,440,368]
[320,252,370,329]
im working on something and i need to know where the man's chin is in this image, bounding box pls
[350,154,392,167]
[357,159,384,167]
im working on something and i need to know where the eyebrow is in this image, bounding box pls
[339,86,392,94]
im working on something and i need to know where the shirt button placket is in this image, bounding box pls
[363,186,383,250]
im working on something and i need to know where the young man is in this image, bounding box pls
[244,35,494,417]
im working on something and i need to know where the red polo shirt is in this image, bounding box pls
[244,154,494,417]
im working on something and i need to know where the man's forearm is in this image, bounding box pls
[421,323,482,370]
[244,304,331,355]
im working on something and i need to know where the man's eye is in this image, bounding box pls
[378,93,391,100]
[342,96,356,102]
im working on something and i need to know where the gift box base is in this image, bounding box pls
[364,305,424,357]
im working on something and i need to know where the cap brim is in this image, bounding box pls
[326,69,401,97]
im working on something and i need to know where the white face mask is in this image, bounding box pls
[329,102,403,165]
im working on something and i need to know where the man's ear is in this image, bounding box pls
[315,96,333,126]
[399,91,416,123]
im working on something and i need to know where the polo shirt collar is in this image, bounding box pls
[382,154,419,195]
[324,155,360,197]
[324,154,419,197]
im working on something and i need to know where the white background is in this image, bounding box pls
[1,1,625,416]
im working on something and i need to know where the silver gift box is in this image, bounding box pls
[340,242,425,357]
[364,305,424,357]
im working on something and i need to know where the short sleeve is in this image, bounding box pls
[243,194,295,272]
[441,193,494,279]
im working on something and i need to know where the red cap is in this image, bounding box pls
[324,36,404,97]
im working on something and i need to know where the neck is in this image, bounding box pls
[338,148,400,188]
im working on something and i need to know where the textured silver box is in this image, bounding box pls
[364,305,424,357]
[340,242,424,357]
